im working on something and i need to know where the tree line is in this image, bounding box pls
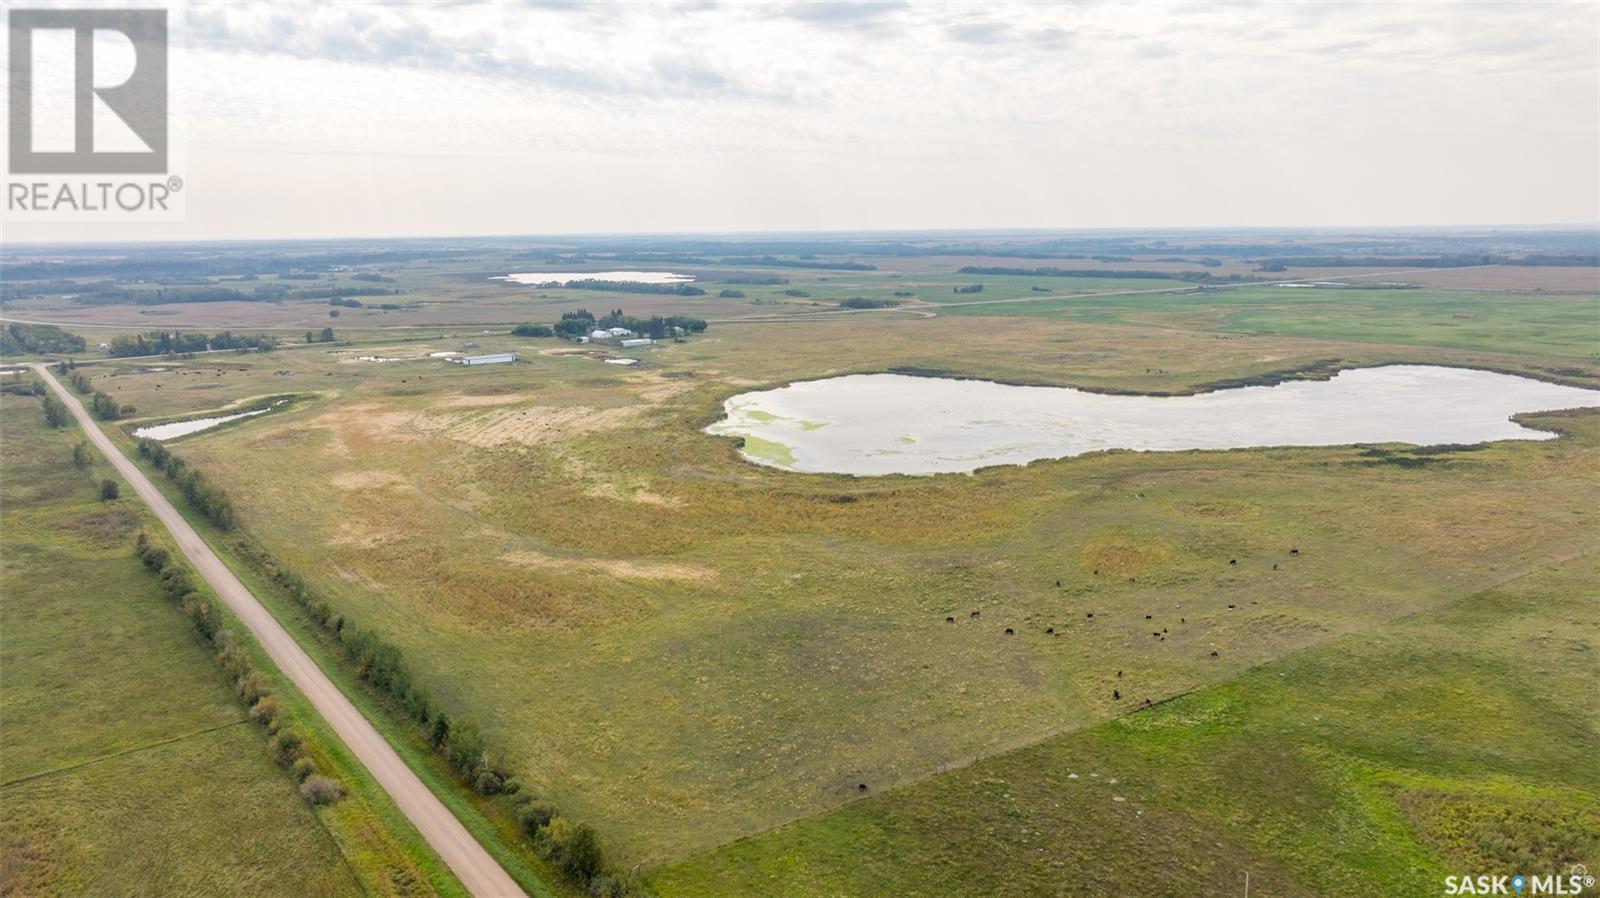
[958,266,1258,283]
[536,279,707,297]
[134,532,345,807]
[63,368,137,421]
[137,440,236,529]
[240,542,640,894]
[2,322,85,355]
[552,308,708,340]
[108,330,280,358]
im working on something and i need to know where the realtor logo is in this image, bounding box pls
[7,8,168,174]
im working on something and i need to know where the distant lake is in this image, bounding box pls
[494,271,694,286]
[706,366,1600,476]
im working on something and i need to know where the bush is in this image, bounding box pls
[542,817,603,882]
[248,696,282,728]
[300,775,345,805]
[41,393,69,428]
[445,717,485,776]
[99,479,120,500]
[268,729,303,766]
[473,768,504,795]
[514,799,555,838]
[512,323,554,337]
[235,671,270,704]
[72,441,91,468]
[291,757,318,782]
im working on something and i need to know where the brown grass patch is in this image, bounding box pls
[55,510,134,544]
[501,549,713,582]
[330,470,409,491]
[427,404,641,449]
[1082,537,1174,578]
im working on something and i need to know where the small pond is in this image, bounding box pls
[706,365,1600,476]
[132,400,288,441]
[494,271,694,286]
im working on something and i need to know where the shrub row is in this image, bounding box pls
[264,562,520,796]
[41,392,69,427]
[1,378,46,397]
[133,531,345,806]
[137,440,236,530]
[139,446,641,894]
[243,544,642,895]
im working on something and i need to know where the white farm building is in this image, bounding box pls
[450,352,516,366]
[619,338,654,348]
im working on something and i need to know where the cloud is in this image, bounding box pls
[945,20,1015,45]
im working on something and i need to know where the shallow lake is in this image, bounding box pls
[133,401,286,441]
[706,366,1600,475]
[494,271,694,286]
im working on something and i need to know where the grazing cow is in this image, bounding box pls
[971,610,981,618]
[1152,631,1161,638]
[1180,617,1186,623]
[946,616,955,623]
[1086,612,1094,619]
[1290,548,1300,555]
[1229,559,1237,566]
[1145,614,1153,620]
[1116,670,1123,678]
[1210,650,1219,658]
[1273,563,1279,571]
[1004,627,1015,635]
[1144,698,1152,705]
[1055,580,1061,587]
[1093,569,1099,575]
[1113,689,1121,700]
[1045,627,1055,635]
[858,783,868,792]
[1227,604,1236,609]
[1162,627,1167,634]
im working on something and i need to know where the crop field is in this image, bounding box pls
[5,242,1597,891]
[0,395,362,897]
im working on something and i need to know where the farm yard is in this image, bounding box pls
[2,231,1597,894]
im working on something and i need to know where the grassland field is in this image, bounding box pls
[0,394,372,897]
[3,250,1597,893]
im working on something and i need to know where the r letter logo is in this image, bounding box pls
[8,8,168,173]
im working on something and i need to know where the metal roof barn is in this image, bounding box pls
[450,353,516,366]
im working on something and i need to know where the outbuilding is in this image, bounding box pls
[450,352,516,366]
[590,329,611,340]
[619,338,654,348]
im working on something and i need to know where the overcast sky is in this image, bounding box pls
[6,0,1598,242]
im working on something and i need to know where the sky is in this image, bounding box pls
[4,0,1598,242]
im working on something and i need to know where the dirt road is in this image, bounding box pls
[34,364,532,898]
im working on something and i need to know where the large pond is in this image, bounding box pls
[706,365,1600,476]
[494,271,693,286]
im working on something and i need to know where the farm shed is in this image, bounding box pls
[450,352,516,366]
[619,338,654,348]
